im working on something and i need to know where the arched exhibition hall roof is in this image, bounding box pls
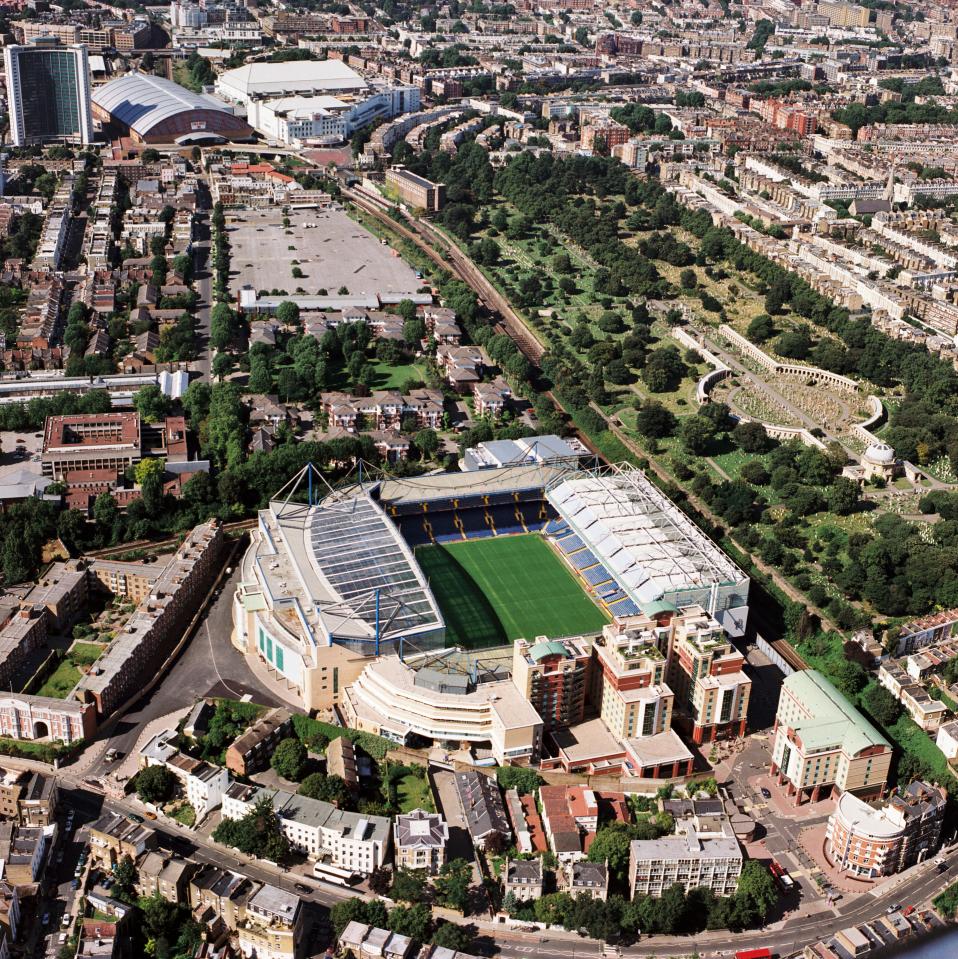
[92,73,237,137]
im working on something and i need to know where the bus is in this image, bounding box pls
[312,862,360,887]
[768,861,795,894]
[735,950,773,959]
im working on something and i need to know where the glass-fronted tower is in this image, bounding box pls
[3,38,93,147]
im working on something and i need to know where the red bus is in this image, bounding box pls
[768,860,795,893]
[736,950,773,959]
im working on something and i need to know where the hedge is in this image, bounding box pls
[291,714,390,761]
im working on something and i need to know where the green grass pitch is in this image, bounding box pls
[416,533,610,649]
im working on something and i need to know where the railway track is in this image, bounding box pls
[84,518,256,560]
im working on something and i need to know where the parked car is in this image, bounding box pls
[42,913,50,926]
[760,787,772,800]
[294,882,311,894]
[127,813,145,824]
[887,903,902,914]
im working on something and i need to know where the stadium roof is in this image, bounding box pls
[216,59,367,99]
[91,73,236,137]
[270,485,443,644]
[546,466,746,605]
[378,463,568,506]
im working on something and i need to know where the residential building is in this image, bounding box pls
[568,860,609,901]
[393,809,448,875]
[894,610,958,656]
[825,781,947,878]
[88,813,157,867]
[0,822,54,883]
[937,719,958,760]
[538,785,629,863]
[237,883,303,959]
[592,617,674,742]
[454,771,511,851]
[76,520,224,716]
[221,783,390,874]
[3,38,93,146]
[0,883,20,944]
[511,637,592,731]
[224,708,293,777]
[139,729,229,820]
[135,852,196,903]
[629,825,742,898]
[16,772,57,826]
[189,866,253,929]
[772,669,892,804]
[666,606,751,744]
[338,922,414,959]
[0,693,96,744]
[504,858,542,902]
[325,735,359,789]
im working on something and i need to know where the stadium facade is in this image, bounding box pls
[233,461,751,765]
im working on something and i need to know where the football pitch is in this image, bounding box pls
[416,534,610,649]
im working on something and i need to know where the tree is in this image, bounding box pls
[134,458,166,515]
[415,429,439,461]
[388,903,433,942]
[861,682,902,727]
[212,795,290,863]
[746,314,776,343]
[732,420,770,453]
[271,737,307,781]
[276,301,300,327]
[111,856,137,904]
[587,823,638,879]
[136,765,175,804]
[248,353,272,394]
[827,477,861,516]
[496,766,543,793]
[331,899,388,937]
[299,772,349,805]
[391,868,428,903]
[431,922,475,952]
[679,268,697,290]
[635,400,676,439]
[831,659,867,700]
[403,316,426,345]
[733,860,778,925]
[679,415,717,455]
[434,859,472,913]
[641,346,686,393]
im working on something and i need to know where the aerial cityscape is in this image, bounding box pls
[3,0,958,958]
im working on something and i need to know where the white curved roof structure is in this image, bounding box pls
[92,72,239,138]
[546,465,748,610]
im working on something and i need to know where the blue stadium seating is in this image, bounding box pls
[610,597,641,616]
[429,512,462,542]
[571,549,598,570]
[544,519,568,536]
[582,565,614,587]
[557,535,584,554]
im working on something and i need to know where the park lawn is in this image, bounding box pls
[416,534,610,649]
[396,773,435,813]
[370,360,427,389]
[36,661,82,699]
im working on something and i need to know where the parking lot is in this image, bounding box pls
[227,206,421,299]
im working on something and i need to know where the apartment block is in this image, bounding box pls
[666,606,750,744]
[76,521,224,716]
[825,780,946,878]
[772,670,892,804]
[511,636,592,731]
[221,783,390,874]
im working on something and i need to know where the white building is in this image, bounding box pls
[221,783,390,874]
[138,729,229,821]
[629,829,742,897]
[214,60,419,145]
[937,719,958,759]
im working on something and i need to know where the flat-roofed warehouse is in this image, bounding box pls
[91,73,254,144]
[214,59,369,105]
